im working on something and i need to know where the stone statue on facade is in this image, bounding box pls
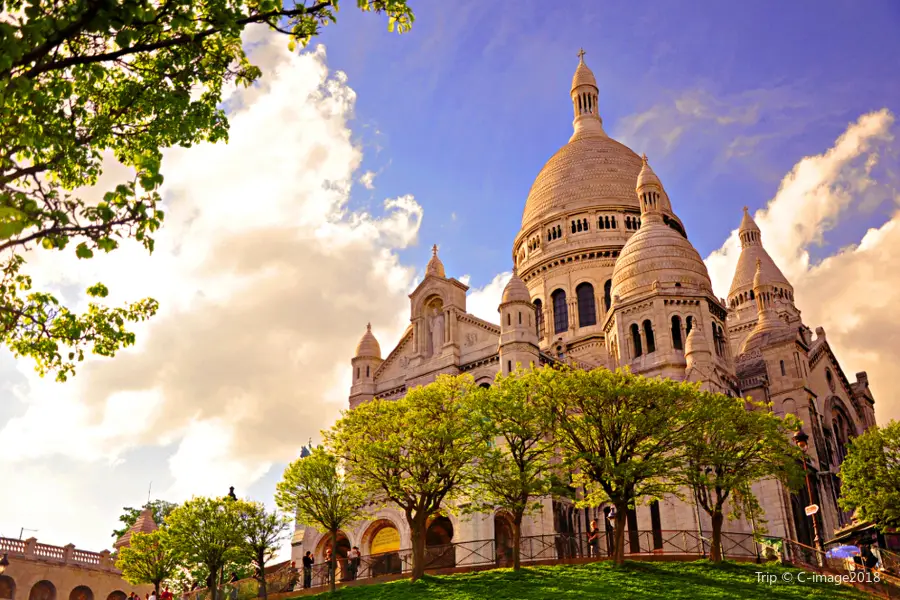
[429,307,445,357]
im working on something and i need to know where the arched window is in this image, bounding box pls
[366,365,370,377]
[557,225,562,238]
[780,360,786,376]
[356,367,360,380]
[598,216,605,229]
[576,282,596,327]
[533,299,543,336]
[507,313,511,326]
[712,324,722,356]
[671,316,683,350]
[583,218,589,231]
[605,216,611,229]
[571,221,577,234]
[611,216,617,228]
[603,279,612,312]
[518,311,522,325]
[552,289,568,334]
[631,323,642,357]
[686,316,693,336]
[643,320,656,353]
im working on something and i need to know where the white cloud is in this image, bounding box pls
[705,109,900,424]
[359,170,376,189]
[0,26,421,550]
[464,271,511,324]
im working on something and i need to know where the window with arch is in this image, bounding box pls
[712,324,723,357]
[552,289,568,334]
[507,312,511,326]
[686,315,693,336]
[603,279,612,312]
[671,316,683,350]
[355,367,359,380]
[780,360,786,376]
[643,319,656,353]
[518,310,522,325]
[533,299,543,336]
[576,282,597,327]
[366,365,370,377]
[630,323,642,357]
[598,216,606,230]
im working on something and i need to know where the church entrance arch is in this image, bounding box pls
[317,531,352,582]
[68,586,93,600]
[425,516,455,569]
[361,519,403,577]
[28,581,55,600]
[106,592,126,600]
[0,575,15,600]
[494,513,514,566]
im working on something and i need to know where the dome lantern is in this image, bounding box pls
[569,49,607,141]
[426,244,446,278]
[354,322,382,359]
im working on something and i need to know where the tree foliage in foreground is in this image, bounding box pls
[236,501,290,600]
[468,367,556,571]
[275,446,366,593]
[164,496,249,595]
[839,420,900,530]
[677,393,803,562]
[0,0,414,380]
[326,374,487,581]
[116,529,182,596]
[540,367,703,566]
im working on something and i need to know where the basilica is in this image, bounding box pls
[293,53,878,569]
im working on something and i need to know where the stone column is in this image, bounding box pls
[63,543,75,563]
[24,537,37,558]
[99,549,115,570]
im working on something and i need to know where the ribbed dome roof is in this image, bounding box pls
[611,216,712,300]
[501,269,530,304]
[728,209,791,301]
[571,58,597,90]
[521,136,643,230]
[354,323,381,358]
[426,244,445,278]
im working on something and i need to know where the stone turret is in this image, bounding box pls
[350,323,383,408]
[114,506,158,550]
[569,49,607,141]
[498,267,539,375]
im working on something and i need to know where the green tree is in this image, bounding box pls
[116,529,182,596]
[0,0,414,381]
[839,420,900,529]
[165,496,248,599]
[237,502,290,600]
[677,393,803,562]
[112,500,179,541]
[468,368,555,570]
[326,374,487,581]
[540,366,702,566]
[275,446,367,593]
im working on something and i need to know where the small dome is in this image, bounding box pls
[426,244,445,278]
[684,324,710,358]
[611,217,712,300]
[571,53,597,91]
[501,268,530,304]
[354,323,381,358]
[728,208,792,303]
[752,259,765,290]
[636,154,663,190]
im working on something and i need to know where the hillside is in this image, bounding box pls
[302,560,872,599]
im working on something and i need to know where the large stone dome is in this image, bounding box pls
[611,215,712,300]
[520,136,643,230]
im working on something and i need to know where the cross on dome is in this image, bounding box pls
[432,244,438,257]
[577,48,586,62]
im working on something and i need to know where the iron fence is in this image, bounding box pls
[783,538,900,598]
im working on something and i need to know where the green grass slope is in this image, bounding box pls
[304,561,873,599]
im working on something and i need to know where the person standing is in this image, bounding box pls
[588,520,601,558]
[302,552,314,589]
[347,546,361,580]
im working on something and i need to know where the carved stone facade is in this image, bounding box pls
[293,52,879,566]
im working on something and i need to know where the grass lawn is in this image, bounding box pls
[301,560,874,599]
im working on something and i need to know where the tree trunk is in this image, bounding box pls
[329,529,337,593]
[207,569,218,600]
[613,504,628,566]
[257,550,268,600]
[154,583,160,598]
[709,511,724,563]
[512,511,523,571]
[408,514,428,582]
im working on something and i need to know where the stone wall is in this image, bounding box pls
[0,537,151,600]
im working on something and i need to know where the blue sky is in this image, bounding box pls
[317,0,900,281]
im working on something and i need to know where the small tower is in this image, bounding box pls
[498,267,539,375]
[350,323,383,409]
[684,324,713,383]
[636,154,672,215]
[739,260,791,355]
[569,48,607,141]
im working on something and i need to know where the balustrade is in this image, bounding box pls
[0,536,116,572]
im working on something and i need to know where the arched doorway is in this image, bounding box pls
[106,592,126,600]
[69,587,93,600]
[494,514,514,566]
[365,521,402,577]
[28,582,55,600]
[425,516,455,569]
[0,575,15,600]
[319,531,352,582]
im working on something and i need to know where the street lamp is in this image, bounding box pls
[793,429,824,562]
[0,552,9,575]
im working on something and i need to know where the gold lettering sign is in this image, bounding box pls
[371,526,400,554]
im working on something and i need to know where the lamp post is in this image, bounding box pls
[793,429,824,564]
[0,552,9,575]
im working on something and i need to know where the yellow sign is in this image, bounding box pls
[371,526,400,554]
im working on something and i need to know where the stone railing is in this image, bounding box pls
[0,536,118,572]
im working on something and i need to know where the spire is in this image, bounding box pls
[727,206,793,305]
[426,244,446,278]
[738,258,790,353]
[739,206,762,247]
[114,505,158,550]
[354,323,381,358]
[635,154,665,221]
[569,49,606,141]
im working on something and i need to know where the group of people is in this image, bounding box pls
[139,587,174,600]
[300,546,363,588]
